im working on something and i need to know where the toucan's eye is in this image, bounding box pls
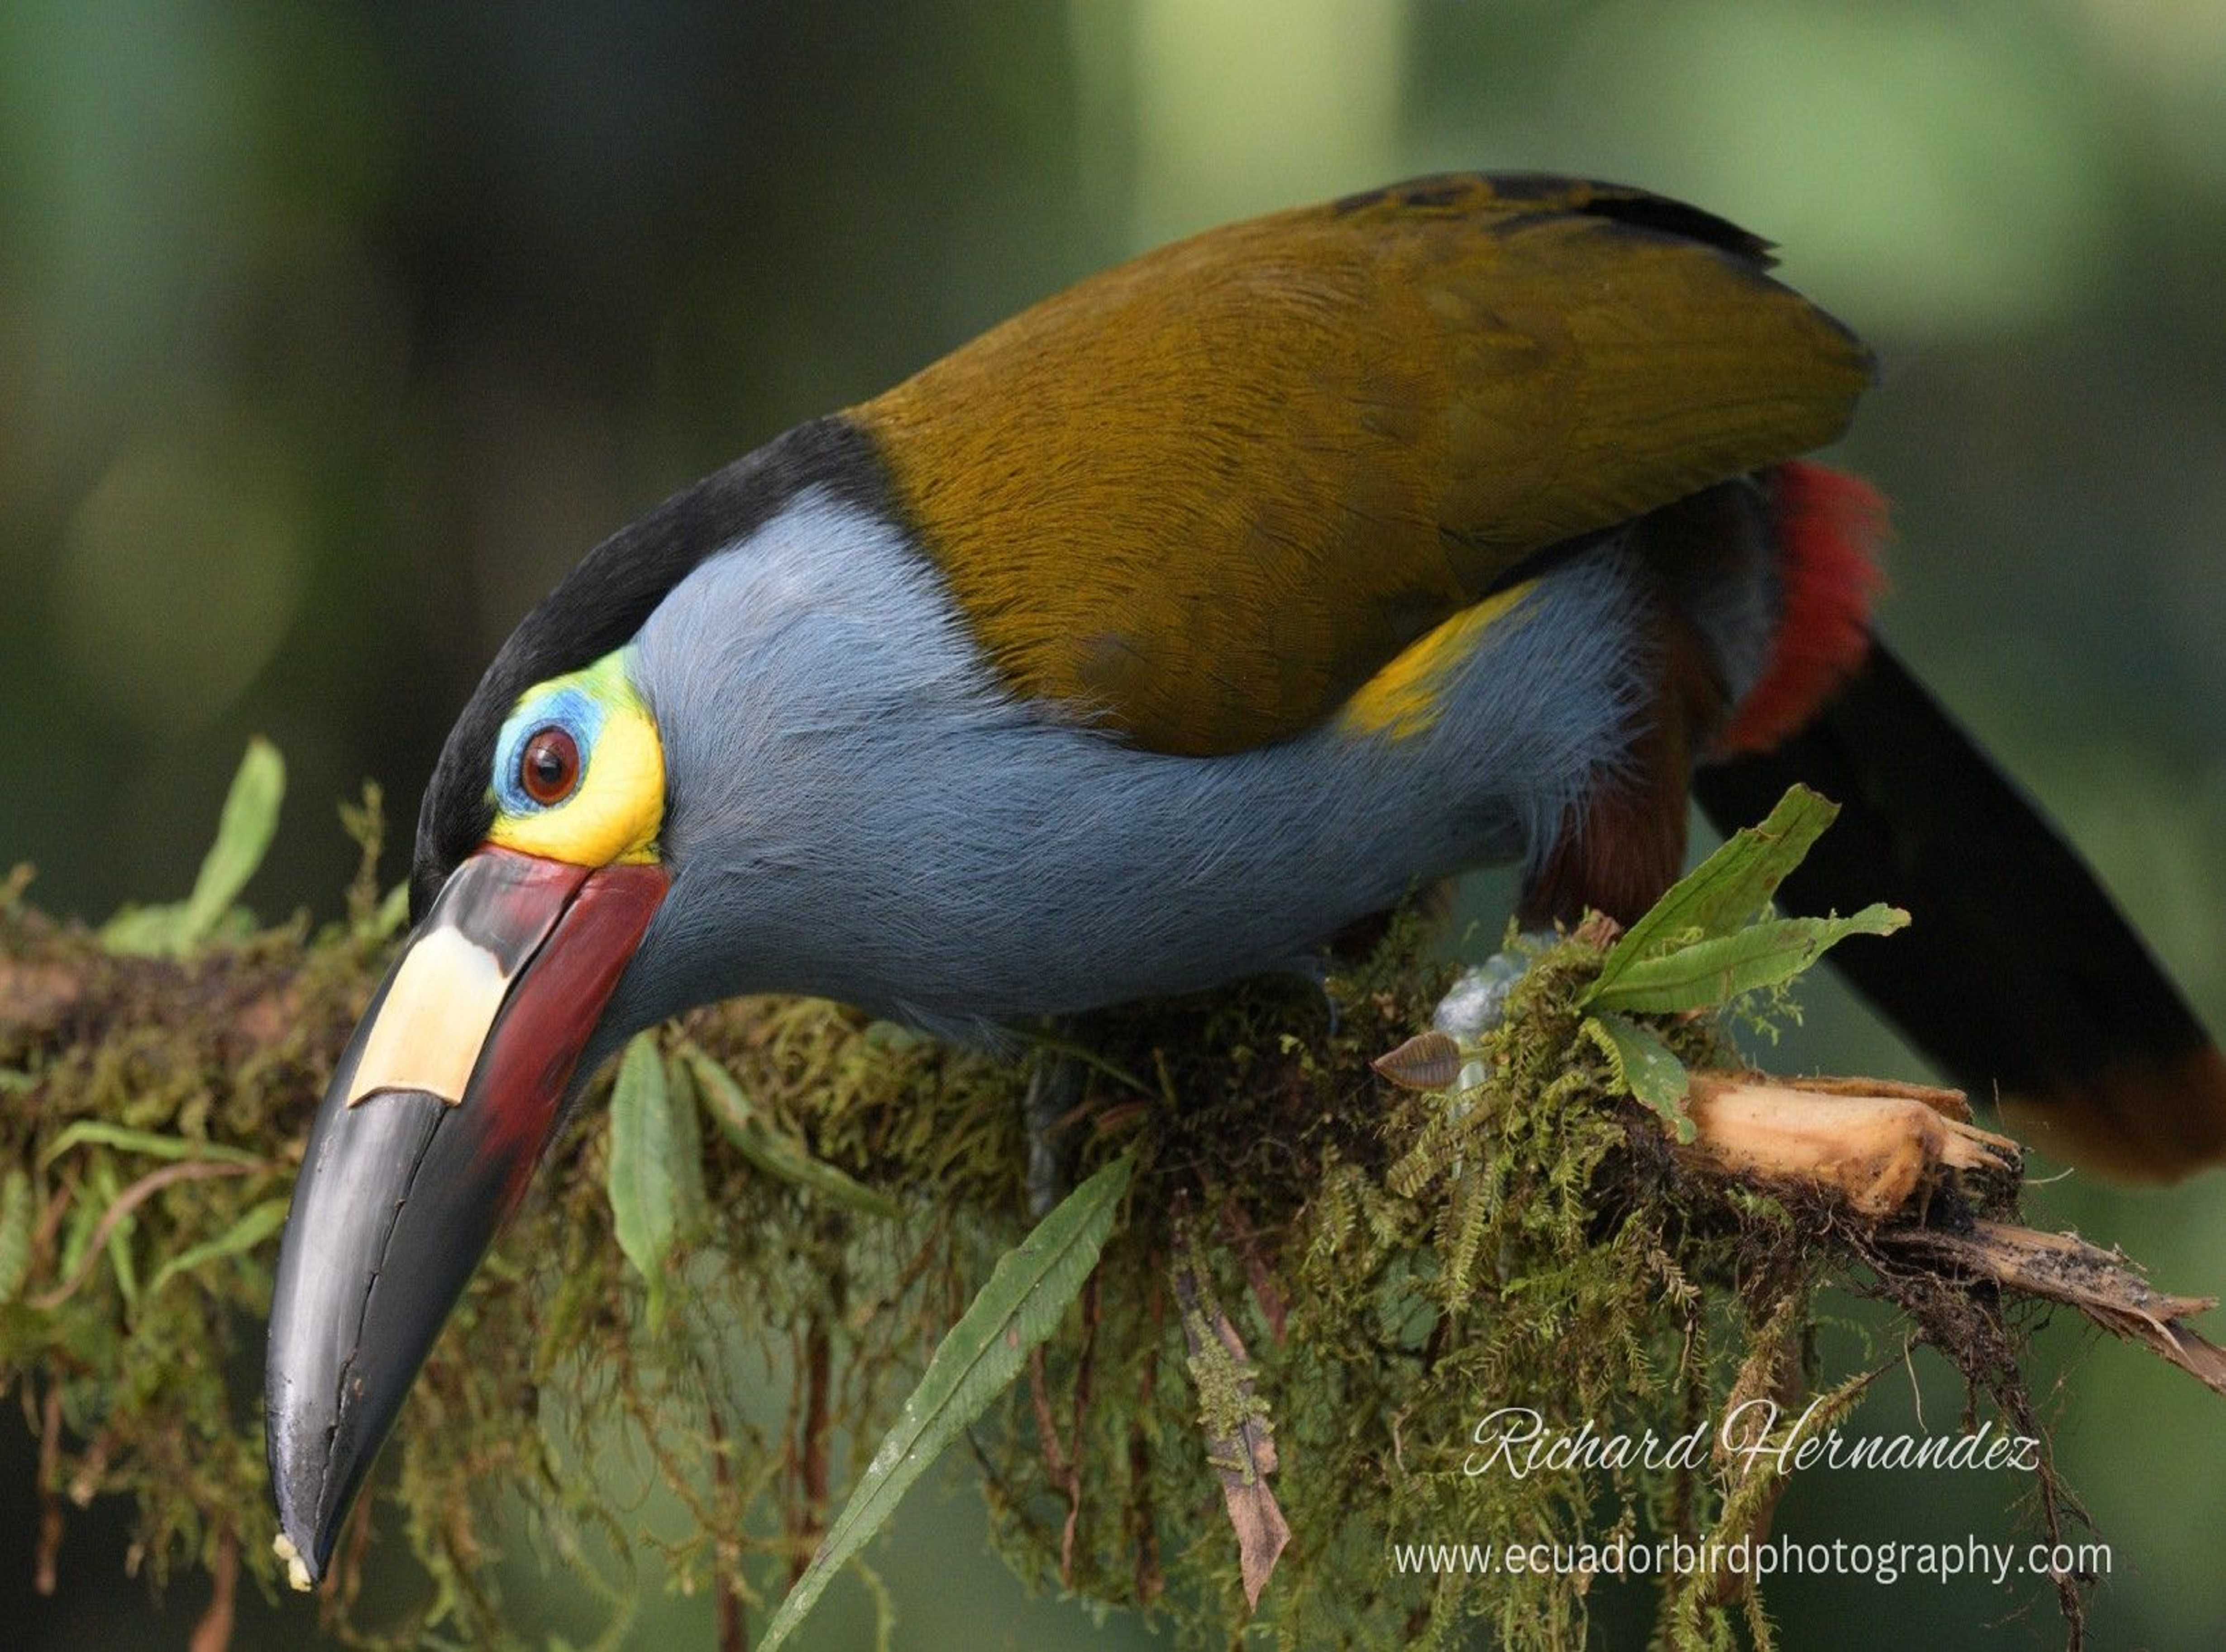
[520,726,580,806]
[489,653,660,865]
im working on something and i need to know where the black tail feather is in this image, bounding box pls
[1695,636,2226,1179]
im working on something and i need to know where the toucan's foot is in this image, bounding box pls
[1271,953,1342,1034]
[1024,1041,1086,1218]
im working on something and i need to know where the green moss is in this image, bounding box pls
[0,841,2079,1648]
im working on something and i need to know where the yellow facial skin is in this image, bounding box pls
[486,650,665,867]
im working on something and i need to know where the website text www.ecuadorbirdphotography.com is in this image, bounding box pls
[1387,1534,2112,1589]
[1406,1401,2115,1590]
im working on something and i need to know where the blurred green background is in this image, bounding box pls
[5,0,2225,1645]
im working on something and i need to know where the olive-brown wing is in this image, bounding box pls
[855,173,1872,756]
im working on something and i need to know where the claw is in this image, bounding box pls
[1023,1047,1085,1218]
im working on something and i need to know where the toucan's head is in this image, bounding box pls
[264,420,889,1586]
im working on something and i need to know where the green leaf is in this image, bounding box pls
[39,1121,265,1170]
[97,904,187,955]
[758,1153,1133,1652]
[661,1052,708,1233]
[607,1034,678,1327]
[373,881,411,939]
[0,1171,33,1302]
[1587,906,1909,1017]
[74,1160,137,1308]
[1589,785,1839,1001]
[56,1178,103,1294]
[148,1198,288,1296]
[105,1201,139,1308]
[101,739,285,955]
[683,1046,901,1221]
[1584,1014,1693,1142]
[179,736,285,944]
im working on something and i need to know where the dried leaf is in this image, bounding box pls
[1371,1030,1463,1091]
[1172,1230,1290,1612]
[1881,1221,2226,1398]
[1681,1074,2017,1218]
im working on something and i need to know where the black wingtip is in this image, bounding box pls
[2001,1046,2226,1183]
[1696,636,2222,1182]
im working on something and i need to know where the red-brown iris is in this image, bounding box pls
[519,726,580,806]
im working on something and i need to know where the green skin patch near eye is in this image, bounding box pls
[488,650,666,867]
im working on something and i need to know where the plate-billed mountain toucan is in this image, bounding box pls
[264,172,2226,1585]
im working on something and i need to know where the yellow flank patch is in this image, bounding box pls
[1341,582,1536,741]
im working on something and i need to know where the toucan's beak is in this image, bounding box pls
[263,845,665,1587]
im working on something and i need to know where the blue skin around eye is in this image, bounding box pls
[492,688,602,815]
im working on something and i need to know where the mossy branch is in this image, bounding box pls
[4,765,2223,1650]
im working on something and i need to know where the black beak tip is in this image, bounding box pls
[268,1487,326,1592]
[263,1084,508,1599]
[266,1394,337,1589]
[263,1083,454,1599]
